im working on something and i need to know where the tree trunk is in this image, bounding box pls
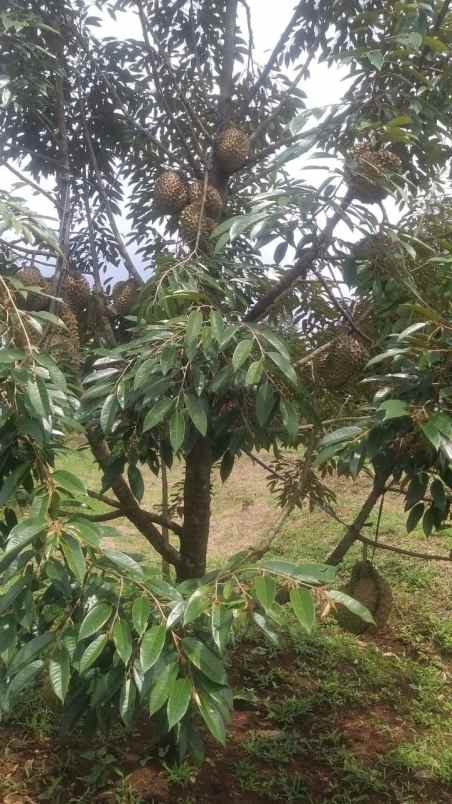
[179,437,212,580]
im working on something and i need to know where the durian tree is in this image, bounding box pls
[1,0,452,752]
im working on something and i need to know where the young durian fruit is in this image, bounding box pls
[345,144,402,204]
[155,171,190,214]
[112,278,139,316]
[334,560,393,635]
[214,127,250,174]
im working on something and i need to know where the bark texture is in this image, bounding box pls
[179,437,213,579]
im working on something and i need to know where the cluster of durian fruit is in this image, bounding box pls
[155,127,250,244]
[345,143,402,204]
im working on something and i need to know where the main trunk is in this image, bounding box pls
[179,437,212,580]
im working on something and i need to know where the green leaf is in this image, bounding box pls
[211,604,233,655]
[65,518,100,549]
[140,625,166,673]
[254,576,277,611]
[267,351,298,386]
[120,678,137,728]
[9,632,55,676]
[8,660,44,699]
[182,638,226,685]
[0,619,16,654]
[422,507,435,536]
[367,49,384,69]
[148,659,178,716]
[48,646,70,703]
[167,677,192,730]
[220,451,235,483]
[128,465,144,501]
[184,393,208,437]
[113,618,133,665]
[169,410,186,452]
[245,359,264,386]
[256,327,291,361]
[328,591,376,625]
[132,598,152,636]
[280,399,299,441]
[166,601,185,630]
[252,611,279,645]
[320,426,363,447]
[421,420,441,450]
[259,559,336,586]
[26,379,48,418]
[53,470,87,497]
[4,516,45,562]
[61,533,86,583]
[256,381,276,426]
[196,691,226,745]
[290,588,315,634]
[102,548,144,578]
[209,311,225,343]
[79,603,113,641]
[232,339,254,371]
[185,309,203,348]
[79,634,108,675]
[143,399,174,432]
[406,502,425,533]
[100,393,119,434]
[378,399,409,420]
[430,479,446,512]
[184,588,210,626]
[0,347,25,363]
[0,464,31,506]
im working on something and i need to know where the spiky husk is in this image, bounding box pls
[214,127,250,174]
[179,202,216,244]
[188,181,224,218]
[155,171,189,214]
[112,279,139,316]
[334,561,393,635]
[345,145,401,204]
[314,331,367,390]
[16,267,48,311]
[352,233,405,278]
[45,304,81,373]
[61,274,91,314]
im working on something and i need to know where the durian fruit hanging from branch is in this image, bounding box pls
[61,273,91,314]
[112,278,139,316]
[16,266,49,311]
[312,329,368,390]
[214,126,250,174]
[179,202,217,246]
[345,144,402,204]
[188,180,224,218]
[351,232,405,280]
[334,560,393,635]
[155,170,190,214]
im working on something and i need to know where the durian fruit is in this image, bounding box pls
[334,560,393,635]
[45,304,81,372]
[314,331,367,390]
[16,267,48,311]
[155,171,189,214]
[345,145,402,204]
[214,127,250,174]
[188,180,224,218]
[352,233,404,278]
[112,278,139,316]
[179,202,216,245]
[61,273,91,314]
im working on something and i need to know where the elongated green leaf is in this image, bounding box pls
[166,601,185,630]
[26,379,47,417]
[143,399,174,432]
[245,359,264,386]
[256,381,276,426]
[53,470,87,496]
[252,611,279,645]
[232,339,254,371]
[128,465,144,501]
[113,618,133,665]
[102,549,144,578]
[61,534,86,583]
[79,604,113,641]
[169,410,186,452]
[254,576,277,611]
[67,518,100,548]
[148,660,178,716]
[120,678,137,728]
[167,677,192,730]
[79,634,108,675]
[328,591,376,625]
[196,691,226,745]
[184,393,208,437]
[9,632,55,676]
[183,588,210,626]
[267,351,298,386]
[320,426,363,448]
[182,638,226,685]
[140,625,166,673]
[100,393,119,434]
[209,311,225,342]
[290,588,316,634]
[8,660,44,699]
[185,309,203,347]
[256,327,291,361]
[0,463,31,506]
[406,502,425,533]
[259,559,336,586]
[48,646,70,703]
[132,598,151,636]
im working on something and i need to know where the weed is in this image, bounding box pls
[266,695,313,725]
[244,730,301,764]
[163,760,197,786]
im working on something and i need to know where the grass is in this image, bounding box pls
[1,447,451,802]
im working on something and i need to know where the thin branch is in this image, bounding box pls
[88,489,121,508]
[245,191,354,322]
[0,158,58,208]
[309,264,373,344]
[358,535,452,563]
[326,474,388,565]
[244,2,302,110]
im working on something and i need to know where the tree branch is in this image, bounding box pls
[358,535,452,563]
[243,2,302,110]
[326,474,388,565]
[219,0,239,127]
[244,191,353,322]
[86,428,183,570]
[0,158,58,208]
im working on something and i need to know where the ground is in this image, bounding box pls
[1,449,451,803]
